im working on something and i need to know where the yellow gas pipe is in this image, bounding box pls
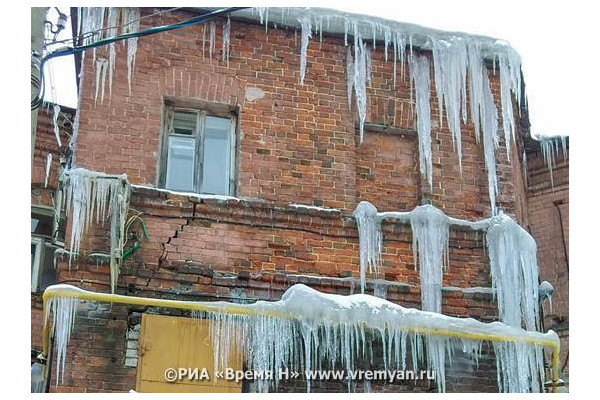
[40,285,560,392]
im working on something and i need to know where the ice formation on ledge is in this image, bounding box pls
[62,168,130,293]
[409,205,450,313]
[409,55,433,189]
[353,201,382,293]
[354,201,491,311]
[43,283,556,392]
[486,213,540,330]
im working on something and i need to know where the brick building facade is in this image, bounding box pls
[31,8,566,393]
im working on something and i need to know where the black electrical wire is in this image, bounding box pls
[32,7,249,110]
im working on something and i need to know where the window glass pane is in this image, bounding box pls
[166,136,195,192]
[172,112,197,135]
[202,116,232,195]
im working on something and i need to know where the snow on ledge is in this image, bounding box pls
[288,203,341,213]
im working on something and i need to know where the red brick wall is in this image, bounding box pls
[32,8,541,393]
[525,144,569,375]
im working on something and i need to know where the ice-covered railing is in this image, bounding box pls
[41,283,559,393]
[61,168,130,293]
[353,201,540,331]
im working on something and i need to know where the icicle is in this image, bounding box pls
[410,55,433,189]
[431,37,469,174]
[298,16,312,85]
[481,66,500,215]
[409,205,450,313]
[486,213,540,330]
[62,168,130,293]
[94,58,108,104]
[539,136,568,188]
[466,41,484,143]
[222,16,231,65]
[346,47,354,111]
[106,7,119,96]
[353,31,368,143]
[497,47,522,160]
[45,153,52,188]
[125,8,140,94]
[52,104,62,147]
[353,201,382,293]
[209,20,216,61]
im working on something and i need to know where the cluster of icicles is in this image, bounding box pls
[539,135,569,187]
[353,201,540,333]
[61,168,130,293]
[45,283,555,392]
[77,7,140,104]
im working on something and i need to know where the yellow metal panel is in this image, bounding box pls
[136,314,242,393]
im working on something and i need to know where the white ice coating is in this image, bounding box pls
[409,55,433,189]
[44,283,557,393]
[62,168,130,293]
[539,135,568,187]
[353,201,382,293]
[486,213,540,331]
[409,205,450,314]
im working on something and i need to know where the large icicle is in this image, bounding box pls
[62,168,130,292]
[409,54,433,189]
[486,213,540,330]
[497,48,522,160]
[481,65,500,215]
[298,16,312,85]
[409,205,450,313]
[431,38,469,173]
[353,201,382,293]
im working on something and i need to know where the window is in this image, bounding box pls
[161,105,236,196]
